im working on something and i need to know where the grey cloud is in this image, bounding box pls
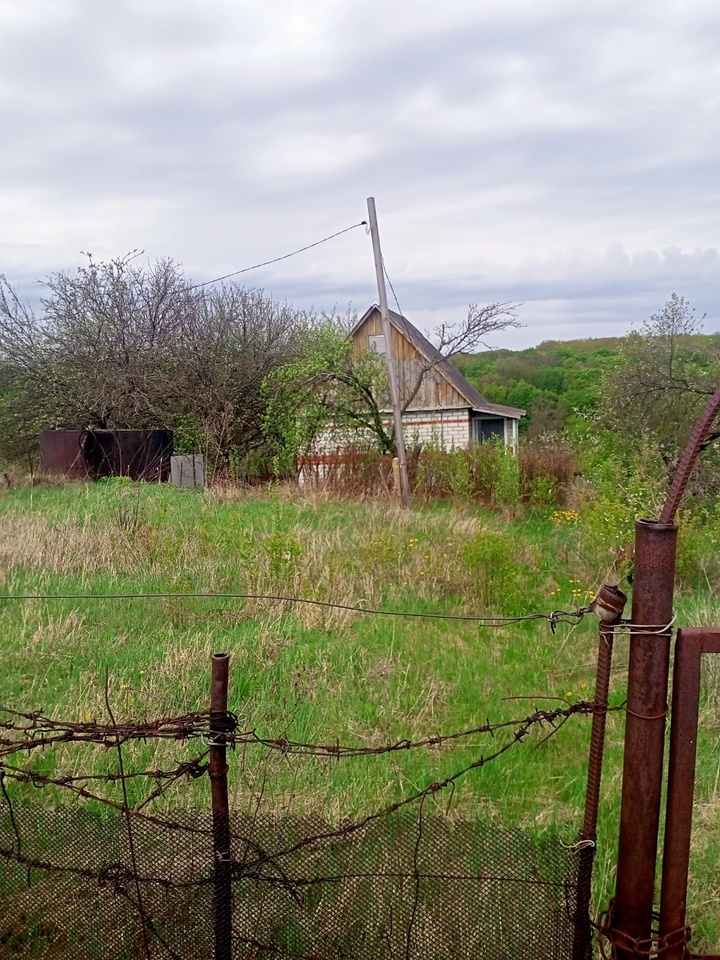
[1,0,719,345]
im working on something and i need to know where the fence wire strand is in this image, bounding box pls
[0,699,602,959]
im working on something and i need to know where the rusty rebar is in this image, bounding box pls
[210,652,232,960]
[612,519,677,959]
[659,384,720,524]
[581,587,627,841]
[573,584,627,960]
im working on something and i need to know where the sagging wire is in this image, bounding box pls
[189,221,368,289]
[0,587,679,637]
[382,258,403,317]
[0,590,592,631]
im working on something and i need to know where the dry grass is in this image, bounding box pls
[3,480,720,948]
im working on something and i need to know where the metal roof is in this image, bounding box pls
[353,306,525,420]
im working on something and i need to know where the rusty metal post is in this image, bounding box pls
[210,652,232,960]
[612,519,677,958]
[573,584,627,960]
[659,628,720,959]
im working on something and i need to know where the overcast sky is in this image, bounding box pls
[1,0,718,348]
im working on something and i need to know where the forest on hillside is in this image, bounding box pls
[452,330,720,439]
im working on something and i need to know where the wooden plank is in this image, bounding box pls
[352,307,468,410]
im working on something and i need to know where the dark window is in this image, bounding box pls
[473,418,504,443]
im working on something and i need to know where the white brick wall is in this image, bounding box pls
[299,408,520,483]
[305,408,523,461]
[400,409,471,450]
[309,408,472,456]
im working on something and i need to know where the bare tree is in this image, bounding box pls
[400,301,522,412]
[173,284,310,463]
[434,301,522,357]
[0,253,310,473]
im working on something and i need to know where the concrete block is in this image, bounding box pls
[171,454,205,488]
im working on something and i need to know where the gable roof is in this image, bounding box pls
[352,305,525,420]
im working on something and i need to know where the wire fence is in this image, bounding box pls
[1,804,589,960]
[0,692,605,960]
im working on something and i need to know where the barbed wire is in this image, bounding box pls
[0,698,614,850]
[0,698,595,959]
[228,708,586,873]
[0,700,598,849]
[0,708,212,756]
[0,713,591,960]
[0,699,612,762]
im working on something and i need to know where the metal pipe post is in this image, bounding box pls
[660,628,720,959]
[210,652,232,960]
[612,519,677,958]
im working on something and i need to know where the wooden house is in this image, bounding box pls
[347,305,525,451]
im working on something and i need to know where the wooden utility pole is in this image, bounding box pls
[366,197,410,506]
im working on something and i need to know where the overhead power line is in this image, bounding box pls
[382,259,404,317]
[190,221,368,289]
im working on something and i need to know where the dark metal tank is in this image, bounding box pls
[39,429,173,481]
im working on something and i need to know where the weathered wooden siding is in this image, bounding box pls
[352,310,467,411]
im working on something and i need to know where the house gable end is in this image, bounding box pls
[352,307,469,411]
[352,306,525,419]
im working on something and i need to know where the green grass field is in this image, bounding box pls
[1,479,719,950]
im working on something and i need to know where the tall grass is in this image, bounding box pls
[301,441,576,510]
[0,478,719,949]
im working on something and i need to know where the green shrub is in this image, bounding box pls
[461,531,520,607]
[519,443,576,505]
[462,442,521,509]
[296,440,573,513]
[414,450,472,501]
[527,476,557,508]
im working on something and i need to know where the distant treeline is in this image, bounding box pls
[452,333,720,438]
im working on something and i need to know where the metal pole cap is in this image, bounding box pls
[590,583,628,624]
